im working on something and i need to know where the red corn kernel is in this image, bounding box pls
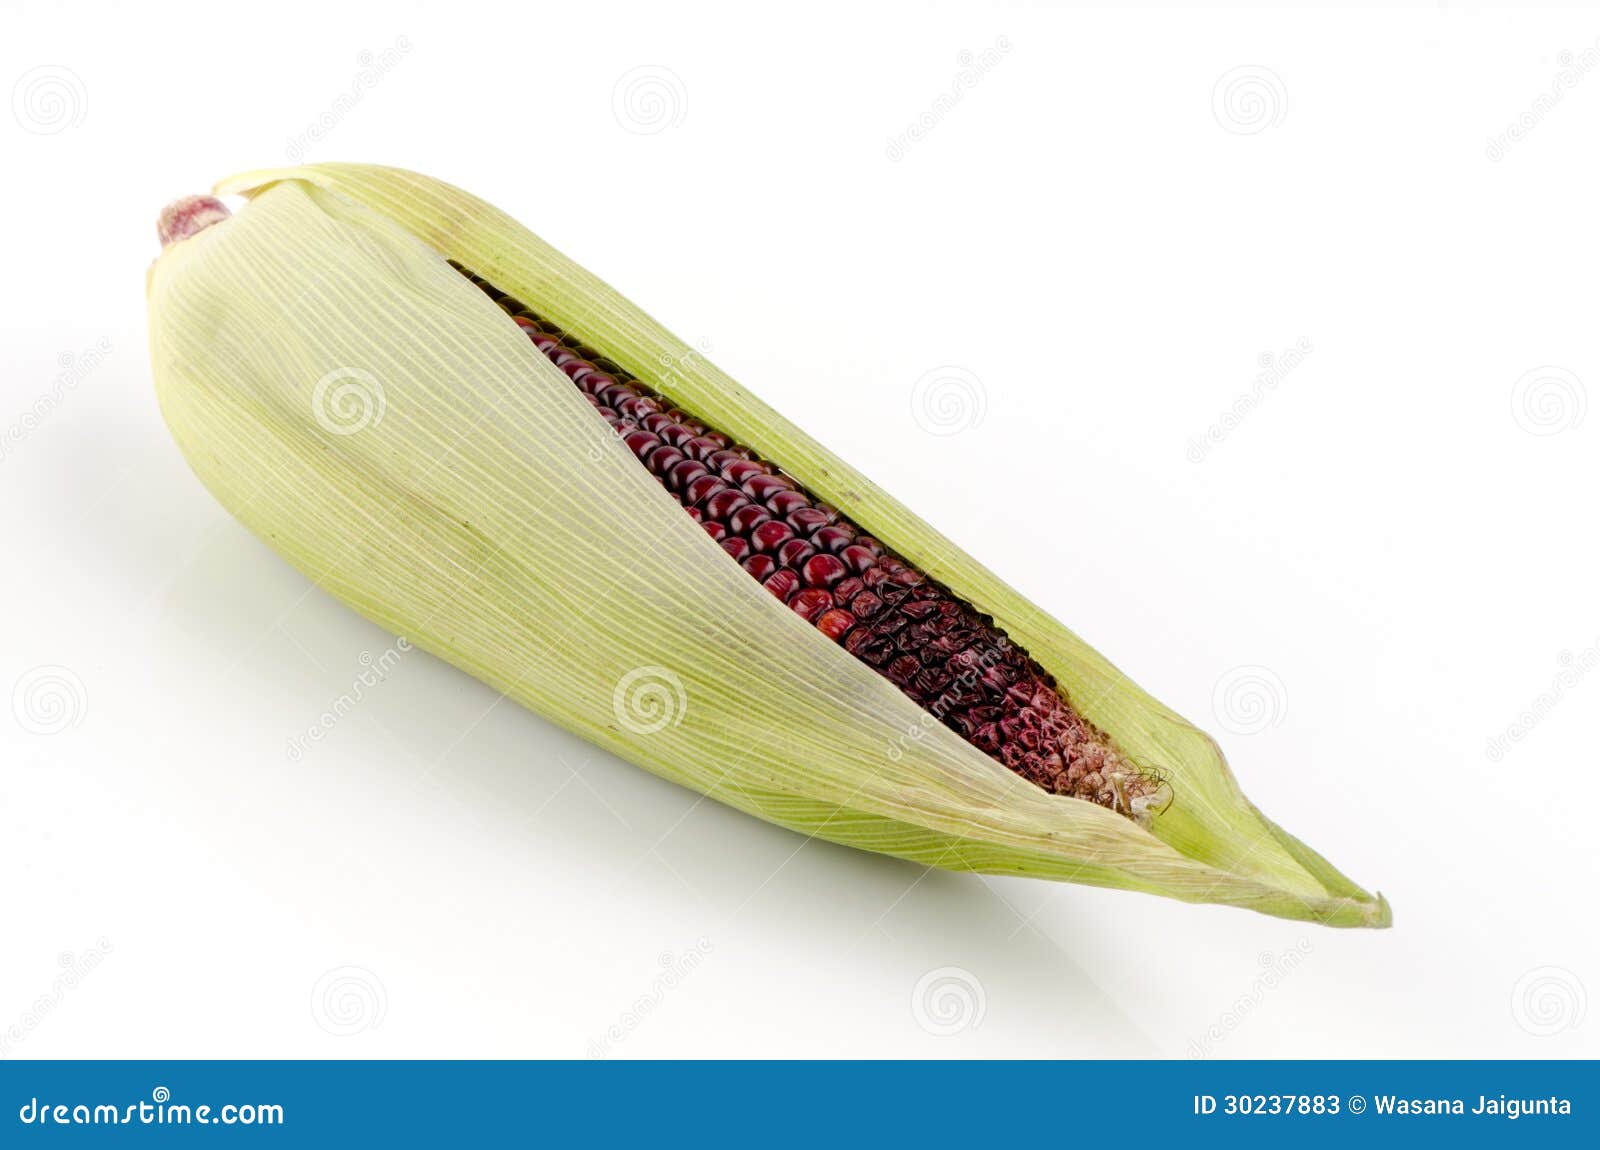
[685,436,723,462]
[816,609,856,641]
[612,395,647,420]
[765,489,810,517]
[813,525,855,553]
[751,520,795,553]
[802,553,847,588]
[685,475,726,504]
[789,587,833,622]
[669,459,711,492]
[704,489,750,520]
[840,544,877,574]
[850,591,884,618]
[729,504,771,534]
[763,569,800,601]
[777,539,816,568]
[623,430,659,457]
[645,445,686,474]
[787,507,833,535]
[744,473,795,500]
[722,459,767,484]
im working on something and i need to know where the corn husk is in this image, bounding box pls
[144,163,1390,927]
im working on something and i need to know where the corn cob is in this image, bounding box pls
[458,266,1160,817]
[145,164,1391,927]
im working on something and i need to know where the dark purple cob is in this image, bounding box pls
[459,266,1157,817]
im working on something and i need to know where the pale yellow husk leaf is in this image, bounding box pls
[144,164,1389,927]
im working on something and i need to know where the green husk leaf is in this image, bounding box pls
[144,164,1388,927]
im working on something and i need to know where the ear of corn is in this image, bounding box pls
[145,164,1389,927]
[461,266,1168,820]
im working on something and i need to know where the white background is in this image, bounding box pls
[2,1,1595,1059]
